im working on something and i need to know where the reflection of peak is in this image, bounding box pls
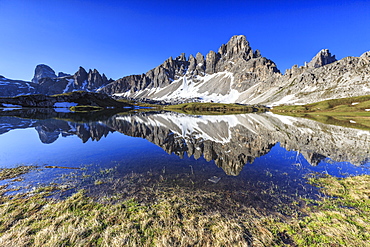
[1,111,370,176]
[300,151,327,166]
[32,119,115,144]
[35,125,60,144]
[109,113,277,175]
[107,112,370,175]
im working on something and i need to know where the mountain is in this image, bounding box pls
[99,35,370,105]
[1,35,369,106]
[100,35,280,104]
[35,65,113,95]
[243,50,370,105]
[0,75,37,96]
[0,65,113,97]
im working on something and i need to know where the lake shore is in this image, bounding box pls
[1,166,369,246]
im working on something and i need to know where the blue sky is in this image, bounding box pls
[0,0,369,81]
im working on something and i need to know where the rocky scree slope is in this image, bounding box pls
[100,35,370,105]
[101,35,280,103]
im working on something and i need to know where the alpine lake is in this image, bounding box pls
[0,107,369,246]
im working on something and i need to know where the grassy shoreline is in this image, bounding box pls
[272,95,370,130]
[0,166,369,246]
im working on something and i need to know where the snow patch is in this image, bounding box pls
[63,79,74,93]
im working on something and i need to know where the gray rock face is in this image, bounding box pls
[58,72,71,77]
[32,64,57,84]
[36,66,111,95]
[74,67,88,87]
[101,35,280,99]
[306,49,337,68]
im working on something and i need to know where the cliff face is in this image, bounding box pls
[36,66,112,95]
[100,35,281,103]
[242,51,370,105]
[99,35,369,105]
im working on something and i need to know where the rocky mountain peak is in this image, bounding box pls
[32,64,57,84]
[361,51,370,58]
[175,53,186,62]
[218,35,254,61]
[58,72,71,77]
[74,66,88,86]
[307,49,337,68]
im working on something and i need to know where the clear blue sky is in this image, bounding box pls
[1,0,369,81]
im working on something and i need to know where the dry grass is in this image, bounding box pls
[1,166,369,246]
[0,166,37,181]
[0,186,290,246]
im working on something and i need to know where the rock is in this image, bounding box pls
[58,72,71,77]
[205,50,219,74]
[0,76,37,96]
[32,64,57,84]
[74,66,88,88]
[306,49,337,68]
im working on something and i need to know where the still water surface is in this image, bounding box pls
[0,110,369,207]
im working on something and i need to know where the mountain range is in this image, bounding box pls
[1,35,369,106]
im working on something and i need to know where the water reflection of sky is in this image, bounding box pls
[1,122,369,192]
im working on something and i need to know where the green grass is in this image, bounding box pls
[279,175,370,246]
[70,105,104,112]
[164,102,267,115]
[117,99,163,109]
[272,95,370,130]
[51,91,86,97]
[272,94,370,113]
[0,187,286,246]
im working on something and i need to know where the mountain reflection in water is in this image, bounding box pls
[0,109,369,177]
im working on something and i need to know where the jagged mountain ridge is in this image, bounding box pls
[101,35,280,103]
[0,65,113,97]
[1,35,369,105]
[100,35,370,105]
[35,65,113,95]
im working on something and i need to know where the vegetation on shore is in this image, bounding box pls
[118,99,268,115]
[69,105,104,112]
[279,174,370,246]
[0,166,37,181]
[272,94,370,113]
[1,165,369,246]
[272,95,370,130]
[164,102,268,115]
